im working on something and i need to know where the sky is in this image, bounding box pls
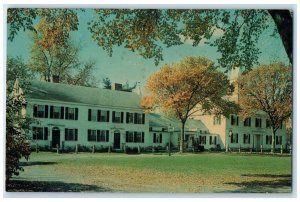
[6,9,290,93]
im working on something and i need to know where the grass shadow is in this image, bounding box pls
[6,180,113,192]
[19,161,58,167]
[223,173,292,193]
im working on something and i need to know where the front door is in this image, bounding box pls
[52,128,60,148]
[255,134,261,150]
[114,132,121,149]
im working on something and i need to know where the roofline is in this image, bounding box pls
[26,98,145,112]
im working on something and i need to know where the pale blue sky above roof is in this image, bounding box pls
[7,9,290,91]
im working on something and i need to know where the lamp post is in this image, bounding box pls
[226,130,232,153]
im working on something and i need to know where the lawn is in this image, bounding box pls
[6,152,292,193]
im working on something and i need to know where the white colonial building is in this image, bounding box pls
[12,66,288,153]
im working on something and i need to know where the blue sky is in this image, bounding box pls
[7,9,290,91]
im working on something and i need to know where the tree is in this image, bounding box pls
[8,9,292,71]
[102,77,112,89]
[6,56,35,93]
[88,9,292,70]
[237,63,292,153]
[141,56,239,153]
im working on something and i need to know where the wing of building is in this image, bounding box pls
[12,73,288,153]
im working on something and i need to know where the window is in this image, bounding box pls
[32,127,48,140]
[244,118,251,127]
[153,133,162,143]
[200,136,206,144]
[126,131,145,143]
[266,135,272,145]
[134,113,145,124]
[88,130,109,142]
[266,119,271,128]
[243,134,251,144]
[65,107,78,120]
[112,111,123,123]
[126,112,134,124]
[255,118,262,128]
[65,128,78,141]
[230,115,239,126]
[99,110,109,122]
[213,115,221,125]
[33,105,48,118]
[89,109,98,121]
[50,106,64,119]
[276,136,282,145]
[231,133,239,143]
[209,136,217,145]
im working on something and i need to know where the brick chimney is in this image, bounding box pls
[112,83,123,91]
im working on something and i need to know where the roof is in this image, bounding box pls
[149,113,208,132]
[25,80,142,109]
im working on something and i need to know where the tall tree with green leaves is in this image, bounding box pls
[237,63,292,153]
[141,56,239,153]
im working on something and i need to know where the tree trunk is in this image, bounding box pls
[180,121,185,153]
[271,126,276,154]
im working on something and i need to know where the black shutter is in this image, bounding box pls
[65,107,69,120]
[106,130,109,142]
[61,107,64,119]
[236,116,239,126]
[134,113,137,124]
[88,129,91,141]
[44,127,48,140]
[112,111,115,122]
[97,110,101,122]
[142,113,145,124]
[214,136,217,144]
[236,133,239,143]
[88,109,91,121]
[134,132,137,142]
[153,133,156,143]
[33,105,37,117]
[106,111,109,122]
[142,132,145,143]
[231,115,234,125]
[50,106,54,118]
[45,105,48,118]
[126,131,128,142]
[243,134,246,144]
[121,112,124,123]
[159,133,162,143]
[75,129,78,141]
[65,128,68,140]
[75,108,78,120]
[97,130,100,142]
[126,112,129,123]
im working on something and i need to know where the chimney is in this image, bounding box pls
[52,75,60,83]
[112,83,123,91]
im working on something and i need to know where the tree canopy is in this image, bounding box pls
[7,8,292,72]
[237,63,292,152]
[141,56,239,152]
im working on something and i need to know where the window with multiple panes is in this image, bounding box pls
[65,128,78,141]
[134,113,145,124]
[255,118,262,128]
[231,133,239,143]
[33,105,48,118]
[213,115,221,125]
[276,136,282,145]
[209,136,217,145]
[243,134,251,144]
[87,129,109,142]
[126,131,145,143]
[244,118,251,127]
[99,110,109,122]
[230,115,239,126]
[200,136,206,144]
[153,133,162,143]
[32,127,48,140]
[266,135,272,145]
[112,111,124,123]
[266,119,271,128]
[126,112,134,124]
[50,106,64,119]
[65,107,78,120]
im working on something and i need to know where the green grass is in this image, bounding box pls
[7,152,292,193]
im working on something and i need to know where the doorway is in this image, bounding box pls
[254,134,262,150]
[52,127,60,148]
[114,132,121,149]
